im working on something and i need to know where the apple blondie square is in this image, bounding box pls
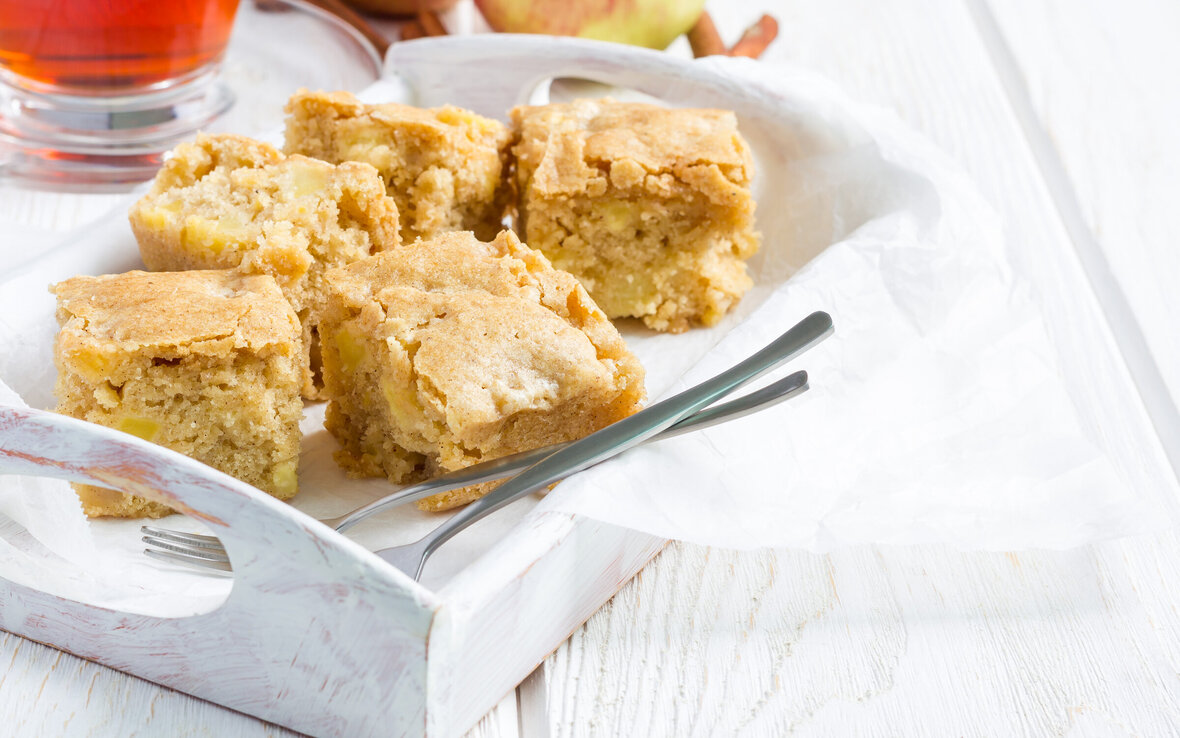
[319,230,646,511]
[52,270,303,519]
[129,133,400,398]
[284,90,512,243]
[511,98,761,333]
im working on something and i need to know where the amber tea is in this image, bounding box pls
[0,0,240,93]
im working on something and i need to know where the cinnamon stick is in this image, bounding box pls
[687,12,726,58]
[400,19,426,40]
[728,14,779,59]
[417,10,448,37]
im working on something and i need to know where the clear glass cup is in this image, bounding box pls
[0,0,241,187]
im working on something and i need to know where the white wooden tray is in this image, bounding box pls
[0,36,808,737]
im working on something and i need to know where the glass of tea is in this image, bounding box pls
[0,0,242,188]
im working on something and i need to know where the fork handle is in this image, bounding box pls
[417,311,833,565]
[330,369,808,532]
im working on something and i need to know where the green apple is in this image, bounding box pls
[475,0,707,50]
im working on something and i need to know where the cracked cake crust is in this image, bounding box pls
[511,98,761,332]
[284,89,512,244]
[128,132,401,398]
[319,230,645,511]
[52,270,304,518]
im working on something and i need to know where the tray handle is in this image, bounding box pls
[0,404,437,736]
[0,404,414,590]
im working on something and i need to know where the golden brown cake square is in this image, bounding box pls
[511,98,761,332]
[318,230,645,511]
[284,89,512,243]
[128,133,400,398]
[52,270,304,519]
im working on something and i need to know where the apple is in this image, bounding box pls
[475,0,706,50]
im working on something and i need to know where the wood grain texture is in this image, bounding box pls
[546,542,1180,736]
[0,191,126,237]
[0,631,520,738]
[430,513,662,738]
[0,631,301,737]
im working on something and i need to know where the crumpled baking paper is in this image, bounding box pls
[534,63,1180,551]
[0,60,1175,614]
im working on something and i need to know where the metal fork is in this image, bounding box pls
[141,370,809,572]
[143,311,833,579]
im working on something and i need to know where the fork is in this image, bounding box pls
[143,311,833,579]
[141,370,809,571]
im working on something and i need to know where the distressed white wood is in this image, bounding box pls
[1,188,314,738]
[517,663,550,738]
[0,406,439,736]
[0,625,518,738]
[0,402,659,737]
[0,191,126,238]
[467,692,522,738]
[429,514,662,738]
[536,0,1180,735]
[0,630,302,737]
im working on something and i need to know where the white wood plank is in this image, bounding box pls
[0,190,126,236]
[0,631,300,737]
[983,0,1180,701]
[430,513,661,738]
[545,541,1180,736]
[465,691,520,738]
[969,0,1180,483]
[0,629,520,738]
[517,665,550,738]
[985,0,1180,413]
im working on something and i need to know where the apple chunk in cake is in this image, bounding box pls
[319,230,646,511]
[284,89,512,243]
[52,270,303,519]
[511,98,761,333]
[128,133,400,397]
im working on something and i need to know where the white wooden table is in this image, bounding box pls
[3,0,1179,734]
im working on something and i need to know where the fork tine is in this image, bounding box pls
[141,534,232,563]
[143,546,234,574]
[140,525,223,549]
